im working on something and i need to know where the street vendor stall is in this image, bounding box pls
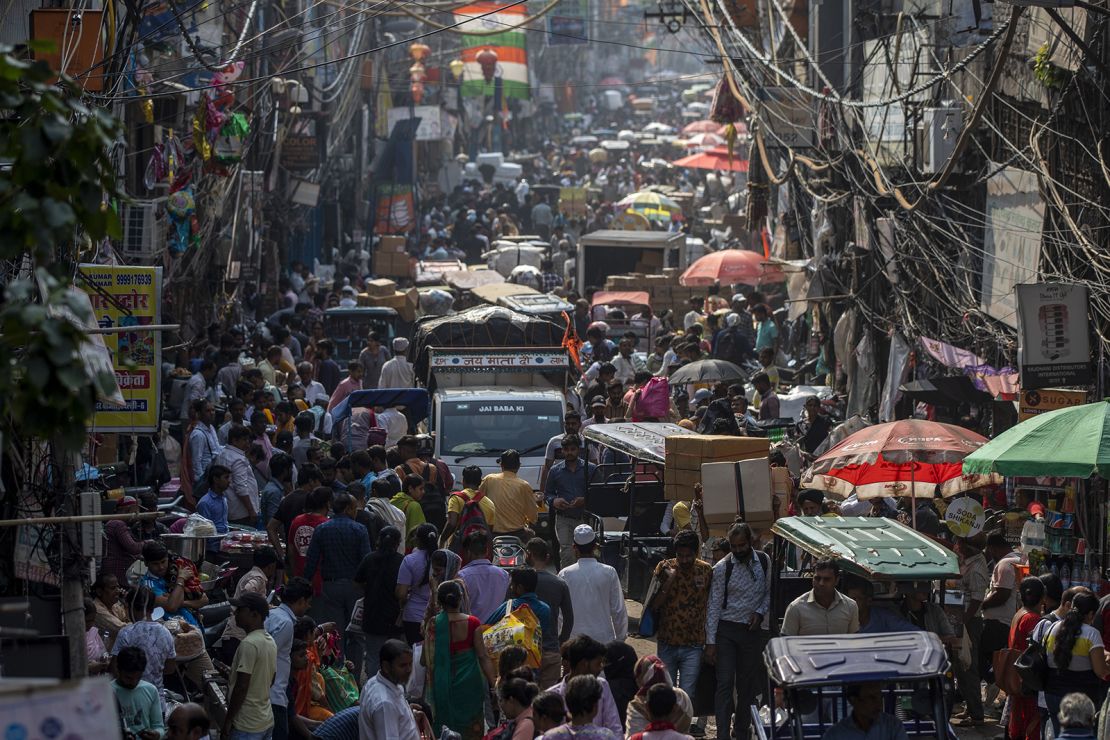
[962,400,1110,591]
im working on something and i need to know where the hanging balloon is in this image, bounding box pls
[166,189,195,219]
[476,47,498,83]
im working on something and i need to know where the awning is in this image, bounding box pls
[331,388,430,424]
[591,290,650,308]
[899,376,992,406]
[583,422,696,465]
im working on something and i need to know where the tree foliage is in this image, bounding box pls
[0,45,124,450]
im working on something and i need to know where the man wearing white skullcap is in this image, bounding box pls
[378,337,414,388]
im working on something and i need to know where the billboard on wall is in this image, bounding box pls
[1016,282,1091,389]
[981,167,1044,327]
[76,264,163,432]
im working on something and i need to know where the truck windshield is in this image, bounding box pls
[439,400,565,456]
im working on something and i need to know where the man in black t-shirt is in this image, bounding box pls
[266,464,323,561]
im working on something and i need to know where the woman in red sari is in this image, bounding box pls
[1008,577,1046,740]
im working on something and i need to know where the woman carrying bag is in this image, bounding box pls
[1044,592,1110,738]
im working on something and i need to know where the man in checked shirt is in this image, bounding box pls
[704,522,771,740]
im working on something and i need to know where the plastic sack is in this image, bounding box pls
[419,289,454,316]
[320,664,359,711]
[482,600,541,669]
[408,643,426,698]
[347,598,364,635]
[183,512,218,537]
[636,376,670,419]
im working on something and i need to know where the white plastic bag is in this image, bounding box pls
[183,512,217,537]
[407,643,425,698]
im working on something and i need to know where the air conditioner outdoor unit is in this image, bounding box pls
[120,199,164,259]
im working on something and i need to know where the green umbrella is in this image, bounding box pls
[962,400,1110,478]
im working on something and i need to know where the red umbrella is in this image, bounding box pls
[800,419,1001,500]
[679,249,784,286]
[672,147,748,172]
[682,120,720,135]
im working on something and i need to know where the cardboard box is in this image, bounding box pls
[359,289,418,322]
[701,459,775,529]
[364,278,397,297]
[373,251,411,278]
[666,435,770,458]
[379,235,406,253]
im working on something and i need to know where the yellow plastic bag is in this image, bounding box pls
[482,600,542,669]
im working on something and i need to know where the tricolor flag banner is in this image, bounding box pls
[455,2,529,99]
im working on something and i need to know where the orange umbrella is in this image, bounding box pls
[681,119,720,135]
[672,147,748,172]
[679,249,785,286]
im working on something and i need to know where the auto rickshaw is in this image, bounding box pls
[766,515,961,627]
[578,421,697,601]
[752,631,955,740]
[589,290,657,351]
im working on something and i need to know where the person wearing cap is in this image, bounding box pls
[358,332,391,390]
[338,285,358,308]
[558,523,627,643]
[224,592,278,740]
[545,433,590,568]
[101,495,143,583]
[378,338,414,388]
[219,547,281,663]
[479,450,539,541]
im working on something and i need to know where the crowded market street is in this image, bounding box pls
[4,3,1110,740]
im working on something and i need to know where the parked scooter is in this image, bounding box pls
[492,536,526,569]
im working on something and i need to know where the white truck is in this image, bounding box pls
[426,347,571,490]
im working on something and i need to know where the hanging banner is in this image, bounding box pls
[374,185,415,234]
[1016,283,1091,390]
[455,2,530,99]
[982,167,1044,327]
[76,265,163,432]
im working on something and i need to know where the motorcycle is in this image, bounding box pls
[491,535,526,569]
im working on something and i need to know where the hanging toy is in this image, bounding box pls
[193,105,211,161]
[144,142,166,191]
[214,113,250,165]
[165,188,195,253]
[709,76,747,162]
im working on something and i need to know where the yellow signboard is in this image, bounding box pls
[1018,387,1088,421]
[77,264,163,432]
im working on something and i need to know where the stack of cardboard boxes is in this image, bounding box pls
[605,265,703,316]
[664,435,773,533]
[372,235,411,279]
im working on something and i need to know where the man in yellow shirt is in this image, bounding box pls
[440,465,497,549]
[479,450,539,541]
[223,592,277,740]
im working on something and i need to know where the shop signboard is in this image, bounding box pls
[1016,282,1091,390]
[76,264,163,432]
[1018,387,1089,421]
[387,106,446,141]
[282,134,319,169]
[547,0,589,45]
[753,87,815,148]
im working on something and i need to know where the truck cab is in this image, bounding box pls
[427,348,572,490]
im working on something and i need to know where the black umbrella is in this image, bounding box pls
[667,359,748,385]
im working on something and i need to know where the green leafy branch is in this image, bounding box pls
[0,44,125,450]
